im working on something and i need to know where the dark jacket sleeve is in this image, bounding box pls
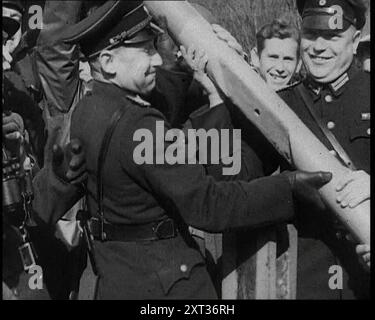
[35,0,83,116]
[32,165,84,226]
[120,107,294,233]
[188,103,264,182]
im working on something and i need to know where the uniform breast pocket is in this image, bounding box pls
[155,244,205,296]
[349,121,371,142]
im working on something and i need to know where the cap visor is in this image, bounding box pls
[124,27,159,45]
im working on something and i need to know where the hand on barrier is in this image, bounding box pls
[180,45,216,95]
[212,24,246,59]
[284,170,332,210]
[336,170,370,209]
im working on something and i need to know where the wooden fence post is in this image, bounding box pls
[220,224,297,299]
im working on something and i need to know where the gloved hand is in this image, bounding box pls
[52,138,88,186]
[283,170,333,210]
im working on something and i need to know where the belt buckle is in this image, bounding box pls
[88,217,107,241]
[153,219,176,240]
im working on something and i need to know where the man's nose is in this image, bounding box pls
[151,51,163,67]
[274,60,285,73]
[312,36,328,52]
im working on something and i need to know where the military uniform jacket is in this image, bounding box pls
[278,65,370,299]
[279,65,370,173]
[70,80,295,299]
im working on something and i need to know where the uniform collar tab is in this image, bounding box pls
[328,72,349,96]
[304,78,322,100]
[305,64,358,98]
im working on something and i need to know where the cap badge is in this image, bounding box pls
[109,30,129,45]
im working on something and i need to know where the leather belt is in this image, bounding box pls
[89,218,178,242]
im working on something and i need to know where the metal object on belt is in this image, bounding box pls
[77,210,99,276]
[3,157,24,215]
[18,227,38,272]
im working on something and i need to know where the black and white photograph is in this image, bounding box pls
[2,0,371,304]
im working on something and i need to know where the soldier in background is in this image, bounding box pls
[3,0,46,166]
[356,34,370,72]
[3,0,88,300]
[3,10,87,299]
[355,8,370,72]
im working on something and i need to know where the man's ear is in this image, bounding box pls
[250,47,260,69]
[98,50,116,76]
[352,30,362,54]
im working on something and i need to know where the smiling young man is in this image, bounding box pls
[252,18,302,91]
[277,0,370,299]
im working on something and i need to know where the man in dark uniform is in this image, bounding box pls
[63,1,331,299]
[3,12,87,299]
[277,0,370,299]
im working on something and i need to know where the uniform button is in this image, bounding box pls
[180,264,188,273]
[367,128,371,136]
[327,121,335,130]
[325,95,333,103]
[13,288,19,297]
[329,150,337,157]
[335,232,343,240]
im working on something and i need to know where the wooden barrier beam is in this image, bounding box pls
[144,0,370,245]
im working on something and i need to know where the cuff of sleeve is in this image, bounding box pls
[243,174,295,229]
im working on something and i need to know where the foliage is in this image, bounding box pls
[191,0,300,53]
[191,0,370,53]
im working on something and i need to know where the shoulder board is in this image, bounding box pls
[276,80,302,93]
[126,94,151,108]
